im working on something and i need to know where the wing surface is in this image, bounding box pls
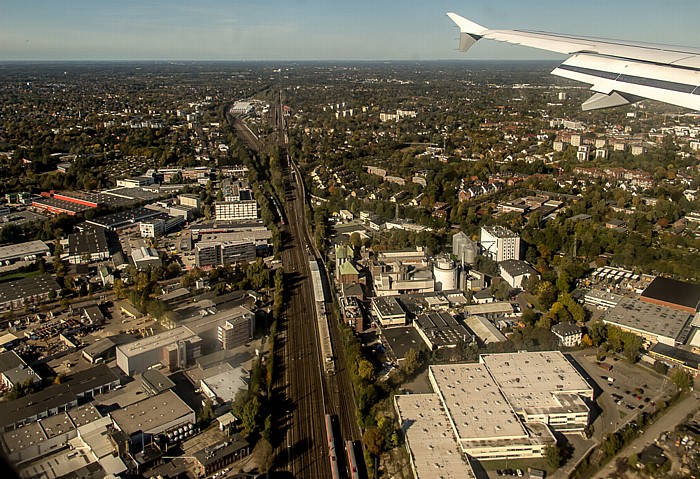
[447,12,700,111]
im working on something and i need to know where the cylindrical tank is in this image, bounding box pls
[463,241,477,265]
[433,256,458,291]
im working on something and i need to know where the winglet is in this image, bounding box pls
[447,13,488,52]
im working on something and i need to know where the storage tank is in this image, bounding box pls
[433,256,458,291]
[463,240,477,265]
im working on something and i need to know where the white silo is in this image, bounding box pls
[433,256,458,291]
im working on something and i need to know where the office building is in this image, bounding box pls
[214,200,258,221]
[218,312,255,350]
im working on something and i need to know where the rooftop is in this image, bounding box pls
[116,326,197,357]
[464,302,514,317]
[87,206,161,229]
[650,343,700,370]
[0,240,50,263]
[394,394,475,479]
[499,259,537,278]
[67,228,109,257]
[141,368,176,395]
[200,367,248,403]
[414,312,473,349]
[372,296,406,318]
[0,274,61,304]
[603,297,692,342]
[0,384,76,430]
[193,435,249,467]
[481,351,592,415]
[431,364,528,440]
[641,276,700,311]
[110,389,194,436]
[463,315,507,344]
[482,225,518,238]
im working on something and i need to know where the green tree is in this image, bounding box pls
[358,359,376,383]
[364,427,384,457]
[670,367,693,390]
[622,333,642,363]
[588,321,607,346]
[544,443,563,469]
[401,348,421,377]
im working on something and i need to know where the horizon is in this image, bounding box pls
[2,1,699,62]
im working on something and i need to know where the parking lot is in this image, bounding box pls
[568,350,672,434]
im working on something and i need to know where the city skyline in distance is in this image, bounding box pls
[2,0,699,62]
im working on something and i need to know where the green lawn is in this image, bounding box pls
[0,270,41,283]
[479,457,550,473]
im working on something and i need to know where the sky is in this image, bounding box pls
[1,0,699,61]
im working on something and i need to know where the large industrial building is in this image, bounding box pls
[640,276,700,314]
[480,225,521,262]
[66,228,111,264]
[602,297,693,346]
[0,240,50,265]
[110,389,195,451]
[394,394,476,479]
[116,326,203,375]
[0,275,61,313]
[394,351,592,472]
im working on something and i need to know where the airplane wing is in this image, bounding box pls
[447,12,700,111]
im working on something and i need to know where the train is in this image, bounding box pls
[325,414,342,479]
[346,440,360,479]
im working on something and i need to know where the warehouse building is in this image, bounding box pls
[1,403,102,464]
[67,228,111,264]
[0,240,50,265]
[394,351,591,465]
[640,276,700,314]
[394,394,476,479]
[0,274,61,313]
[116,326,203,375]
[602,297,692,346]
[110,390,195,452]
[0,364,119,432]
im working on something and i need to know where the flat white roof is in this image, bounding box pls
[481,351,592,413]
[394,394,475,479]
[116,326,195,356]
[0,240,49,262]
[431,364,527,441]
[200,367,247,402]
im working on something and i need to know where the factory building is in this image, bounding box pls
[394,351,592,467]
[480,225,521,262]
[116,326,203,375]
[110,390,195,452]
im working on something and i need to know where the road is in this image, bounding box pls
[591,393,699,479]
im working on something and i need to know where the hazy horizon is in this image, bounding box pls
[2,1,699,62]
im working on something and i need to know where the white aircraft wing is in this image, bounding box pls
[447,13,700,111]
